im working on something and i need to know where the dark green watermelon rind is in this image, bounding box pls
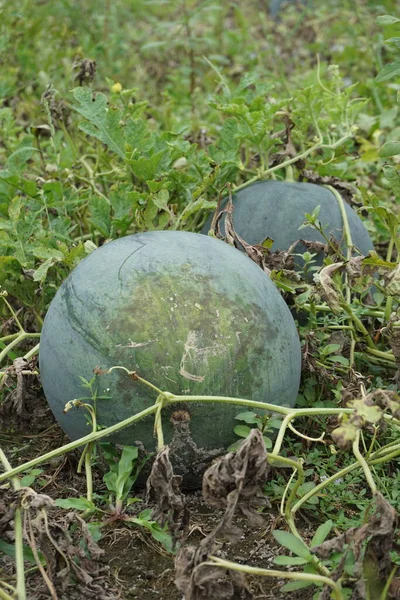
[201,181,374,269]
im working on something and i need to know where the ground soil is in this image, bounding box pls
[0,375,316,600]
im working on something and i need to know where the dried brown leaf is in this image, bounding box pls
[146,446,189,545]
[318,262,344,314]
[202,429,270,529]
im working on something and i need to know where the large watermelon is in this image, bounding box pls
[39,231,301,485]
[201,181,374,271]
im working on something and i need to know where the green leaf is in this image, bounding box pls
[103,471,118,493]
[129,515,175,553]
[321,344,341,356]
[233,424,251,438]
[272,530,310,558]
[20,469,43,487]
[385,37,400,49]
[33,258,55,282]
[55,497,96,511]
[311,520,333,547]
[382,165,400,196]
[0,540,46,565]
[88,195,111,236]
[0,256,21,284]
[328,355,350,366]
[33,247,65,261]
[273,555,308,566]
[235,411,261,424]
[152,188,170,211]
[377,15,400,25]
[125,118,153,153]
[6,145,39,174]
[129,149,167,181]
[73,87,125,158]
[281,580,314,592]
[379,141,400,158]
[115,445,139,498]
[376,61,400,82]
[262,435,272,449]
[8,196,21,221]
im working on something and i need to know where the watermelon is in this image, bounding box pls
[39,231,301,485]
[201,181,374,271]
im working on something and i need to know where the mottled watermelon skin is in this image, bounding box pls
[201,181,374,270]
[39,231,301,483]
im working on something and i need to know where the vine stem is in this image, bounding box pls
[291,443,400,514]
[352,429,377,494]
[0,404,158,483]
[0,384,397,488]
[0,448,26,600]
[232,134,352,194]
[207,556,344,600]
[0,588,15,600]
[384,236,395,323]
[0,332,41,364]
[325,184,357,365]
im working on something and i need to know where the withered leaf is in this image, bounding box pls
[202,428,270,528]
[318,262,344,314]
[146,446,189,545]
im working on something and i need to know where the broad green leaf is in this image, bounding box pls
[376,61,400,82]
[382,165,400,196]
[33,258,56,282]
[321,344,341,356]
[379,141,400,158]
[235,411,261,424]
[6,145,39,174]
[262,435,273,449]
[115,445,139,497]
[272,530,310,558]
[55,497,96,511]
[103,471,118,493]
[20,469,43,487]
[129,149,167,181]
[328,355,350,366]
[152,188,170,211]
[129,515,175,553]
[88,195,111,236]
[385,37,400,49]
[273,555,308,566]
[233,424,251,438]
[0,540,46,564]
[377,15,400,25]
[311,520,333,548]
[73,87,125,158]
[33,247,65,261]
[125,118,153,153]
